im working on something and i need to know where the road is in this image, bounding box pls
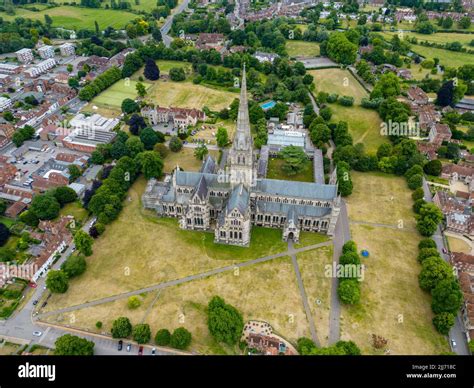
[160,0,191,47]
[328,200,350,344]
[422,178,470,355]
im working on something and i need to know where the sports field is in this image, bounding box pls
[90,80,152,109]
[0,6,137,30]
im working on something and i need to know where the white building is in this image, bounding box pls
[59,43,75,57]
[38,45,55,59]
[0,97,12,112]
[24,58,57,78]
[253,51,279,64]
[69,113,119,133]
[0,63,21,75]
[15,48,34,64]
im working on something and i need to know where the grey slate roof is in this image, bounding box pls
[255,178,337,200]
[193,175,209,201]
[227,184,249,215]
[200,155,217,174]
[256,201,332,218]
[175,170,229,189]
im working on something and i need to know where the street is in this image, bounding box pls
[422,178,469,355]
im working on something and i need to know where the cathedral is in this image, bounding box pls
[142,66,341,246]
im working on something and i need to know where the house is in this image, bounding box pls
[253,51,279,64]
[429,123,452,146]
[434,191,474,235]
[0,123,15,148]
[407,86,429,105]
[415,104,441,130]
[141,106,206,129]
[38,45,55,60]
[0,156,17,186]
[16,48,33,64]
[0,97,12,112]
[247,333,295,355]
[417,141,438,160]
[59,43,75,57]
[195,33,225,50]
[24,58,57,78]
[29,216,73,282]
[451,252,474,275]
[458,271,474,342]
[31,158,71,193]
[441,163,474,184]
[397,69,412,80]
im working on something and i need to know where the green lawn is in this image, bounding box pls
[286,40,320,58]
[131,60,193,81]
[381,31,474,48]
[59,201,89,225]
[0,6,138,30]
[267,157,314,183]
[410,44,474,69]
[90,80,152,109]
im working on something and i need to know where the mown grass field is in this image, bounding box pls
[43,177,289,311]
[162,147,219,174]
[145,79,238,111]
[310,68,388,154]
[381,31,474,47]
[90,80,152,108]
[267,157,314,183]
[45,255,311,354]
[410,44,474,68]
[286,40,320,58]
[343,172,449,355]
[131,60,193,81]
[0,6,138,30]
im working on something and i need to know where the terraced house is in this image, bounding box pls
[143,67,341,246]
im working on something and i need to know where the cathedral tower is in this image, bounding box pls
[229,65,255,188]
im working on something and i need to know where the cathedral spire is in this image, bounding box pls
[234,64,252,151]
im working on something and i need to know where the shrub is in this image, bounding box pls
[170,327,192,350]
[155,329,171,346]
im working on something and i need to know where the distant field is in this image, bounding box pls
[310,68,367,104]
[381,31,474,47]
[146,79,238,111]
[310,68,387,153]
[410,44,474,68]
[286,40,320,58]
[131,60,193,81]
[91,80,152,108]
[0,6,137,30]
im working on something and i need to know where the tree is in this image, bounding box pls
[0,223,10,247]
[458,16,471,29]
[74,230,94,256]
[53,186,77,206]
[68,165,82,182]
[418,248,440,263]
[216,127,229,148]
[419,238,437,250]
[423,160,442,176]
[30,194,60,220]
[337,279,360,304]
[61,255,87,278]
[136,151,163,179]
[437,80,455,107]
[128,114,147,136]
[19,210,39,227]
[407,174,423,190]
[46,270,69,293]
[121,98,139,114]
[431,279,463,315]
[136,82,147,98]
[335,340,361,355]
[371,73,401,99]
[169,67,186,82]
[44,14,53,27]
[125,137,144,158]
[127,295,141,309]
[54,334,94,355]
[139,127,162,150]
[326,32,357,65]
[132,323,151,344]
[432,312,455,335]
[111,317,132,338]
[412,187,425,201]
[419,257,454,291]
[207,296,244,345]
[169,136,183,152]
[170,327,192,350]
[194,144,208,161]
[279,146,309,176]
[310,122,331,145]
[155,329,171,346]
[144,58,160,81]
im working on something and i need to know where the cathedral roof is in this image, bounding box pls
[256,201,332,218]
[255,178,337,200]
[193,175,209,201]
[200,155,217,174]
[227,184,249,215]
[233,65,252,151]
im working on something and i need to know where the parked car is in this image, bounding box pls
[32,300,38,306]
[126,343,131,352]
[118,340,123,351]
[138,346,143,355]
[151,347,156,355]
[451,339,457,348]
[32,331,42,337]
[41,302,47,308]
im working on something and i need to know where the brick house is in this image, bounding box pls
[429,123,452,146]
